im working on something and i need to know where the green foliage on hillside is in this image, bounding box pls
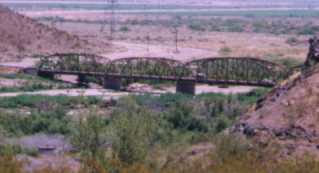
[1,89,319,172]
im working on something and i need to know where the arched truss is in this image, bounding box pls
[184,57,287,84]
[104,57,189,77]
[38,55,288,86]
[39,53,108,72]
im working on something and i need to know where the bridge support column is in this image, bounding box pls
[104,76,122,90]
[38,70,54,80]
[176,80,196,95]
[78,74,88,87]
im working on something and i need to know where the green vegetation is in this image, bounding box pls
[219,46,232,55]
[1,90,319,172]
[286,36,298,45]
[0,144,39,157]
[0,108,70,136]
[119,26,130,32]
[38,15,319,36]
[0,74,73,93]
[0,95,101,109]
[0,95,103,136]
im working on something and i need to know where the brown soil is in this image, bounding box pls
[0,66,21,73]
[233,65,319,157]
[0,5,110,62]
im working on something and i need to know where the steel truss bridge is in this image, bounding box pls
[37,53,288,94]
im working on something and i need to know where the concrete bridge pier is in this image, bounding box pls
[104,76,122,90]
[78,74,88,87]
[176,80,196,95]
[38,70,55,80]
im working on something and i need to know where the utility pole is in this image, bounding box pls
[108,0,117,40]
[172,26,179,53]
[100,0,107,33]
[144,4,150,53]
[171,16,181,54]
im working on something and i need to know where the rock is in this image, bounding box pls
[281,100,289,106]
[305,36,319,67]
[243,125,257,137]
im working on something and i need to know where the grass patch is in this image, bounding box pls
[0,95,101,109]
[0,74,74,93]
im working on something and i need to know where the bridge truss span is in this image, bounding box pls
[37,54,290,94]
[39,53,108,73]
[104,57,189,78]
[185,57,287,86]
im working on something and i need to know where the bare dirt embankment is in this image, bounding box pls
[0,5,110,62]
[233,64,319,157]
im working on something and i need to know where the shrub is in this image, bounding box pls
[0,95,101,109]
[188,22,206,31]
[0,106,71,136]
[119,26,130,32]
[165,102,208,132]
[298,25,319,35]
[219,46,232,56]
[71,114,109,157]
[224,19,245,32]
[0,156,22,173]
[286,37,298,45]
[110,108,162,165]
[0,145,38,157]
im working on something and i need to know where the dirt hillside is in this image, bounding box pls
[0,5,109,61]
[233,61,319,157]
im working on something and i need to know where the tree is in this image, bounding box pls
[71,114,108,157]
[110,97,162,165]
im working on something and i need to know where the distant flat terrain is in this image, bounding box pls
[1,0,319,18]
[1,0,319,9]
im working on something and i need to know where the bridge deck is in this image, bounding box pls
[38,70,275,87]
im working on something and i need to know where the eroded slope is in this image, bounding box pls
[0,5,108,61]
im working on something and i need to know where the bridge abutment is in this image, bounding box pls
[38,71,55,80]
[176,80,196,95]
[104,76,122,90]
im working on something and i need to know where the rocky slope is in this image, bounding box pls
[232,37,319,156]
[0,5,108,61]
[233,39,319,157]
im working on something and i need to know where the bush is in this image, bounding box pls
[0,95,101,109]
[119,26,130,32]
[71,114,109,157]
[0,156,22,173]
[165,102,208,132]
[219,46,232,55]
[0,106,71,136]
[188,22,206,31]
[224,19,245,32]
[0,145,38,157]
[286,37,298,45]
[298,24,319,35]
[110,108,163,165]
